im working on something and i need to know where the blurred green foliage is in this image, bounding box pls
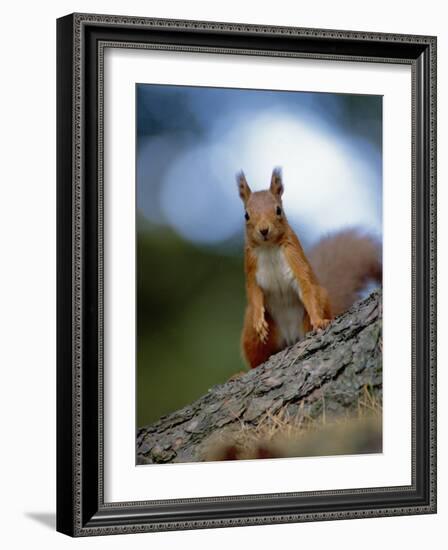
[137,221,246,427]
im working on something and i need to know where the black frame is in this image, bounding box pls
[57,13,437,536]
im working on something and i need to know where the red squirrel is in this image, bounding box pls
[238,168,381,369]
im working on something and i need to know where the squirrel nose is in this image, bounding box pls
[259,228,269,237]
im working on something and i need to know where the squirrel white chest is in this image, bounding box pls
[255,247,305,346]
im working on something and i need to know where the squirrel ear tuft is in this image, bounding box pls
[270,167,284,198]
[236,171,252,204]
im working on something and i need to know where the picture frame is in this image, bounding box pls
[56,12,437,536]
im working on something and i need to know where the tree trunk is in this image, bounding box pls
[137,289,382,464]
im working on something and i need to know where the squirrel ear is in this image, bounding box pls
[270,167,284,198]
[236,171,252,205]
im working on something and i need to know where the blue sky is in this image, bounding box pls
[136,84,382,249]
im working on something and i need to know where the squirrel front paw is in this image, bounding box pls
[312,318,331,331]
[254,310,269,343]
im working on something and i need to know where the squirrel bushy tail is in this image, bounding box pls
[307,229,382,317]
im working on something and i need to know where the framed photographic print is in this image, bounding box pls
[56,13,437,536]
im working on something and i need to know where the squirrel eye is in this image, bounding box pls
[244,211,250,221]
[276,206,282,216]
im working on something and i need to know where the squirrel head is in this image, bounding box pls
[237,168,286,246]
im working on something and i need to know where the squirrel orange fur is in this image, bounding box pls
[238,168,381,369]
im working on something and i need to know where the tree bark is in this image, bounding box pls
[137,289,382,464]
